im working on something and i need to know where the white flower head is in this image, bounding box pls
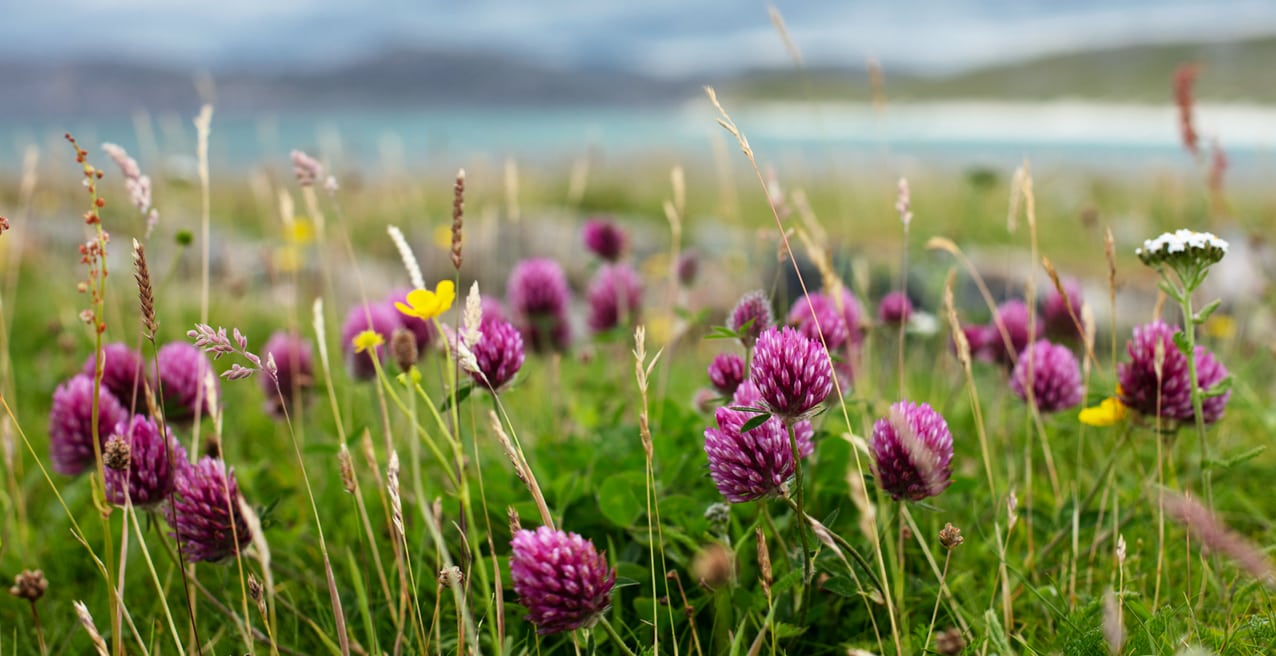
[1136,229,1228,268]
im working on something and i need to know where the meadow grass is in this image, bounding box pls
[0,106,1273,656]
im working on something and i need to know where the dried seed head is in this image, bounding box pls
[103,434,131,471]
[74,600,109,656]
[438,565,463,586]
[247,573,263,602]
[691,543,733,590]
[9,569,48,601]
[450,169,465,270]
[934,627,966,656]
[755,527,772,597]
[337,443,356,494]
[939,523,964,550]
[390,327,418,374]
[507,506,522,535]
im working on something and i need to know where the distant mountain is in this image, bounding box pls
[3,35,1275,119]
[0,49,694,118]
[720,34,1276,103]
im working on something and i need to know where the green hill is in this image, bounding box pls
[723,34,1276,102]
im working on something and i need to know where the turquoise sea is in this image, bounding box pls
[3,101,1273,179]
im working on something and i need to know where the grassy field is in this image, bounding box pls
[0,100,1273,656]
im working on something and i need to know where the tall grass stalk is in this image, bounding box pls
[705,85,902,655]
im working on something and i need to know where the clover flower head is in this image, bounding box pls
[1117,320,1230,425]
[510,526,615,635]
[586,263,642,333]
[750,326,833,421]
[870,401,954,501]
[83,343,145,412]
[153,342,219,423]
[581,217,627,262]
[707,352,746,398]
[878,291,913,325]
[507,258,572,353]
[1010,340,1083,413]
[49,374,130,476]
[165,457,251,563]
[727,290,772,349]
[787,287,864,351]
[104,415,187,509]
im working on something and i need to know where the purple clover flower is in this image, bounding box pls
[704,404,796,503]
[870,401,954,501]
[787,288,864,351]
[586,263,642,333]
[987,300,1036,365]
[1042,278,1083,339]
[508,258,572,353]
[707,353,746,398]
[731,381,814,458]
[48,374,130,476]
[82,343,145,412]
[153,342,219,422]
[878,291,913,325]
[750,326,833,421]
[727,290,772,350]
[260,331,313,416]
[581,217,627,262]
[166,457,252,563]
[1117,321,1231,424]
[510,526,616,635]
[469,316,525,391]
[1010,340,1083,413]
[104,415,187,509]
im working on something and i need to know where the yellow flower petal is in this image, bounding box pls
[394,281,457,321]
[1079,397,1127,427]
[352,329,384,354]
[433,280,456,313]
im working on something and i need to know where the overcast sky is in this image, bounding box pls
[7,0,1276,76]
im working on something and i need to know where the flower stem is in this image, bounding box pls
[1177,289,1213,503]
[786,422,814,620]
[597,617,638,656]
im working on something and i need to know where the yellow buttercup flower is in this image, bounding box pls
[1079,396,1127,427]
[395,280,456,321]
[352,330,384,354]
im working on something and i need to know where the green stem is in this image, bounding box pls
[1176,284,1213,504]
[786,422,813,621]
[597,617,638,656]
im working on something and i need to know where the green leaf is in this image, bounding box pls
[1203,375,1233,398]
[740,413,773,433]
[772,622,806,639]
[1172,331,1191,356]
[596,472,647,528]
[984,609,1017,655]
[1206,445,1266,470]
[1194,299,1222,324]
[439,384,474,412]
[705,326,740,340]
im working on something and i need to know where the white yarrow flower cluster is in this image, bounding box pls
[1137,229,1228,267]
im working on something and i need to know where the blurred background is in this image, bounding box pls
[2,0,1275,180]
